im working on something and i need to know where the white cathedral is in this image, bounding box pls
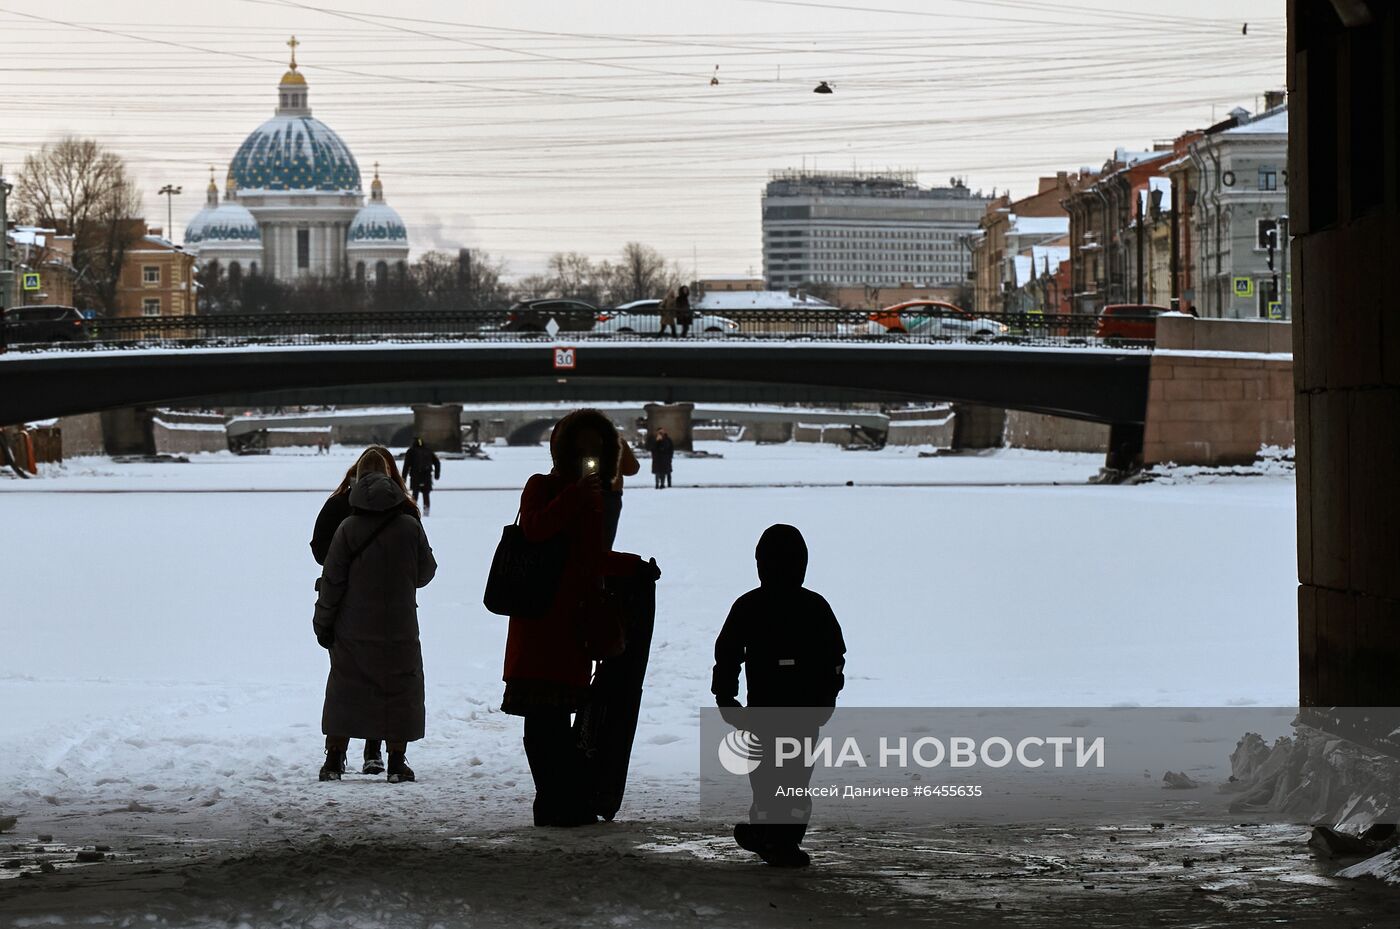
[184,39,410,285]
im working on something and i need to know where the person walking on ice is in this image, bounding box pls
[711,524,846,868]
[400,437,442,515]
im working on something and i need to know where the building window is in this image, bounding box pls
[143,266,160,284]
[375,260,389,287]
[142,298,161,317]
[297,229,311,269]
[227,262,242,288]
[1258,167,1278,191]
[355,261,366,284]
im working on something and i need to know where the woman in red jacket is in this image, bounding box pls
[502,410,661,826]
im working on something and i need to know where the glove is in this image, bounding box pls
[717,697,745,729]
[636,557,661,582]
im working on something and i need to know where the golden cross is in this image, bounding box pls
[373,161,380,178]
[287,35,300,69]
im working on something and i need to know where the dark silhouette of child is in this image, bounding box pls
[711,524,846,867]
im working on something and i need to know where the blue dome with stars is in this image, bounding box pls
[228,115,361,193]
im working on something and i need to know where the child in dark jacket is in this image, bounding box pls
[711,524,846,868]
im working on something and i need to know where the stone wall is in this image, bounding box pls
[55,413,104,457]
[1004,410,1109,453]
[152,412,228,456]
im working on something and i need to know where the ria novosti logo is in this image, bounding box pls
[717,729,763,776]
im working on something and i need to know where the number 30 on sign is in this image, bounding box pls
[553,347,577,370]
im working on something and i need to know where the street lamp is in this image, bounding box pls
[157,184,182,241]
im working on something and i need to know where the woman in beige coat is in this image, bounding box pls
[658,288,678,337]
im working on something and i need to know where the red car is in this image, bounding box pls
[1095,304,1173,344]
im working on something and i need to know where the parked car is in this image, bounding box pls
[1095,304,1172,344]
[596,299,740,335]
[2,305,89,344]
[865,301,1009,339]
[503,298,599,333]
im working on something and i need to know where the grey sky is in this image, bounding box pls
[0,0,1285,278]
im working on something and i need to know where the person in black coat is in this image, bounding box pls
[314,468,436,783]
[712,524,846,868]
[648,428,674,489]
[311,447,420,773]
[400,437,442,515]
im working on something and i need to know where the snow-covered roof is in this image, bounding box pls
[7,226,61,247]
[697,290,836,310]
[1114,148,1172,167]
[1007,215,1069,237]
[1224,107,1288,137]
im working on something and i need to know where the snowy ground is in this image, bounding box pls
[4,442,1378,927]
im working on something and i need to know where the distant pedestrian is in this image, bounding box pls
[712,524,847,868]
[313,457,436,784]
[676,285,693,337]
[400,437,442,515]
[500,409,661,827]
[658,288,678,337]
[648,427,674,489]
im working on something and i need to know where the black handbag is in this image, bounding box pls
[483,512,567,617]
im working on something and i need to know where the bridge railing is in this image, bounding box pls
[0,308,1146,352]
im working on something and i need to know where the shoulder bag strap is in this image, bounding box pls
[345,513,398,566]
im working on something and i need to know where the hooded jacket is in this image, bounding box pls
[711,524,846,708]
[313,472,437,740]
[502,414,642,700]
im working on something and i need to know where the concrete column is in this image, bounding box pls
[949,404,1005,450]
[411,404,462,452]
[100,408,156,457]
[644,402,694,452]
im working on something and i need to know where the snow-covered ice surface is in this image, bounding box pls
[5,443,1381,927]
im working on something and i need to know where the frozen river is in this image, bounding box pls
[0,443,1317,927]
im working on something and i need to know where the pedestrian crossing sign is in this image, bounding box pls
[21,272,40,291]
[1232,276,1254,298]
[1267,301,1283,320]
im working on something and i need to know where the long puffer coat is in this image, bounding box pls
[313,472,437,741]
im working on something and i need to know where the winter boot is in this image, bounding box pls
[758,844,811,868]
[319,749,346,782]
[386,751,415,784]
[362,742,385,776]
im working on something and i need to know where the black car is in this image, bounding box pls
[2,305,89,345]
[504,299,599,333]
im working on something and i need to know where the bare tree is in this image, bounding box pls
[410,248,510,310]
[616,241,670,303]
[14,137,143,314]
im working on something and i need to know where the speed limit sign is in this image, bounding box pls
[553,346,577,370]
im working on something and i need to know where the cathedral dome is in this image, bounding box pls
[228,115,361,193]
[185,171,262,248]
[347,167,408,250]
[185,201,262,246]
